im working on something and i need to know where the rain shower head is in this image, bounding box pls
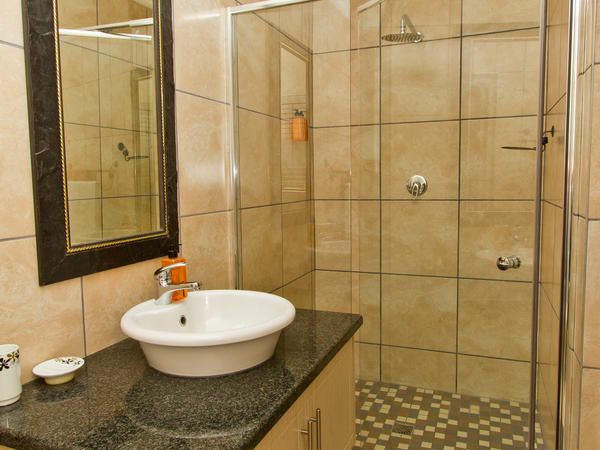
[382,14,423,43]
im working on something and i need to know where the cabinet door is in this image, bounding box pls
[312,341,355,449]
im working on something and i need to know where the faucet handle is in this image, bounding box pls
[154,262,188,287]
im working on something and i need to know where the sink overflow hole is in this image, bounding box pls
[179,315,187,326]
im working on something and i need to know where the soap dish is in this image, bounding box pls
[33,357,85,385]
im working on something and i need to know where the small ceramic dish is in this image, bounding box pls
[32,357,85,385]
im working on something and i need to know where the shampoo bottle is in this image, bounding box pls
[161,247,187,301]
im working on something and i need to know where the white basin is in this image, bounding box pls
[120,290,295,377]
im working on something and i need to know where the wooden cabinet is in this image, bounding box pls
[256,341,355,450]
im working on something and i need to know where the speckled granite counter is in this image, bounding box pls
[0,309,361,450]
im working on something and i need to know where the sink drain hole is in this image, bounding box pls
[179,315,187,326]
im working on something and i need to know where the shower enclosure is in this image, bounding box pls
[228,0,569,448]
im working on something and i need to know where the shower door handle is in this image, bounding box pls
[497,256,521,271]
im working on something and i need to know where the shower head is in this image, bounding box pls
[382,14,423,43]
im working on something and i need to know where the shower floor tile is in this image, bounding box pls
[353,380,545,450]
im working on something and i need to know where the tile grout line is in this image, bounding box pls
[0,39,23,49]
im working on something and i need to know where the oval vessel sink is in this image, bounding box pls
[121,290,295,377]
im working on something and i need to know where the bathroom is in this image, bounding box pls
[0,0,598,448]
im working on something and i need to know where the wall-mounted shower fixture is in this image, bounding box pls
[117,142,149,162]
[382,14,423,44]
[406,175,427,199]
[501,126,555,151]
[496,255,521,271]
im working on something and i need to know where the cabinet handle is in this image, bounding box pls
[300,417,316,450]
[315,408,322,450]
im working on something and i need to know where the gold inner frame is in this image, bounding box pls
[52,0,170,253]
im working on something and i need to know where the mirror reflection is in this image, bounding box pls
[57,0,163,246]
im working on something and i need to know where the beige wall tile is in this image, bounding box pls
[351,125,380,199]
[281,137,310,203]
[538,289,560,371]
[356,342,381,381]
[540,202,563,315]
[381,39,460,123]
[83,258,159,354]
[461,29,539,119]
[380,0,461,42]
[460,117,537,200]
[0,238,84,383]
[0,45,34,240]
[350,0,380,49]
[589,75,600,218]
[315,200,351,270]
[241,206,283,292]
[278,2,312,49]
[238,109,281,208]
[351,48,380,125]
[0,1,23,46]
[174,0,231,102]
[282,201,312,283]
[68,199,103,245]
[457,355,530,402]
[351,201,380,273]
[283,272,313,310]
[57,0,97,28]
[382,201,458,277]
[462,0,540,35]
[236,13,281,116]
[382,346,456,392]
[459,201,535,282]
[313,127,351,199]
[584,221,600,368]
[579,368,600,449]
[458,279,532,361]
[312,0,350,53]
[177,93,229,216]
[545,0,569,111]
[381,121,459,200]
[382,275,457,352]
[181,211,234,289]
[353,273,380,343]
[315,270,352,313]
[65,124,101,200]
[313,51,351,127]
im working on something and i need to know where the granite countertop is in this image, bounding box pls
[0,309,362,450]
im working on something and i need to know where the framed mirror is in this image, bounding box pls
[22,0,178,285]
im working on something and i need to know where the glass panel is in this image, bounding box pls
[233,4,314,309]
[57,0,162,246]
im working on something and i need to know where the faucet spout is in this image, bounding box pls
[155,281,201,305]
[153,262,202,305]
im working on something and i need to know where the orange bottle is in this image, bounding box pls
[291,109,308,142]
[162,247,187,301]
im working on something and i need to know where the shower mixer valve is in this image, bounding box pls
[497,255,521,271]
[406,175,428,199]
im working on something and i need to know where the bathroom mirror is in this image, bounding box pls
[23,0,178,285]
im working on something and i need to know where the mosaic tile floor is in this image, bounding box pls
[353,380,546,450]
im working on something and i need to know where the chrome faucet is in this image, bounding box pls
[154,262,201,305]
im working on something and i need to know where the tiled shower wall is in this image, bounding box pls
[556,0,600,448]
[0,0,234,382]
[312,0,541,402]
[234,8,315,308]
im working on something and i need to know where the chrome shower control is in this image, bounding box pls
[406,175,428,199]
[497,256,521,271]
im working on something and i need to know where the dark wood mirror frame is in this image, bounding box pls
[22,0,179,286]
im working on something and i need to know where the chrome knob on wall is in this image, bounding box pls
[406,175,428,199]
[497,255,521,271]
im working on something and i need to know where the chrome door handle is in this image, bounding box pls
[315,408,322,450]
[301,416,316,450]
[497,255,521,271]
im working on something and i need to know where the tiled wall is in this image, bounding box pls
[558,0,600,448]
[233,5,315,309]
[0,0,234,383]
[312,0,541,403]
